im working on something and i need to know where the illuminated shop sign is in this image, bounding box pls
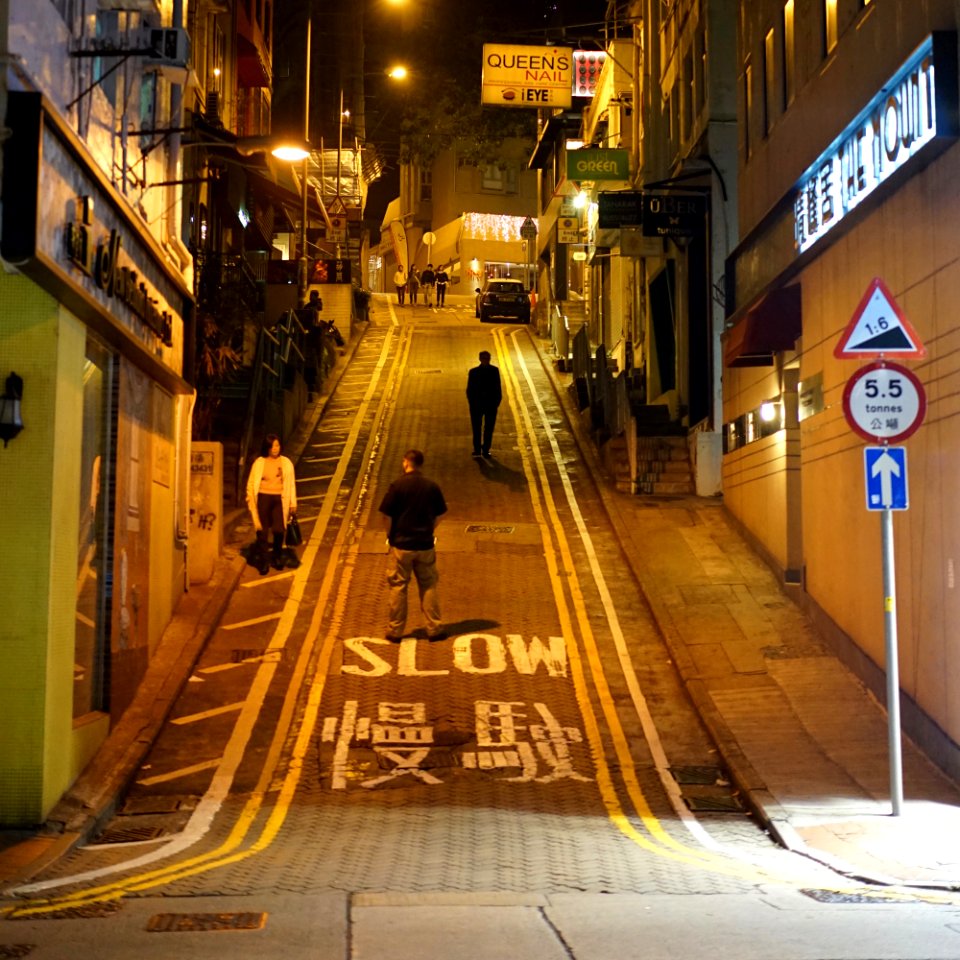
[567,149,629,180]
[795,34,958,254]
[65,196,173,346]
[481,44,573,108]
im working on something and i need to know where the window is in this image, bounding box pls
[419,168,432,202]
[74,338,116,718]
[783,0,795,106]
[825,0,838,54]
[683,51,694,139]
[694,24,707,115]
[481,164,518,194]
[743,61,753,159]
[763,28,776,134]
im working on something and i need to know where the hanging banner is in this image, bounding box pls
[389,219,408,275]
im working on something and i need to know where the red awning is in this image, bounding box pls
[723,284,802,367]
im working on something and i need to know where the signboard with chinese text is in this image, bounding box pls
[842,360,926,443]
[794,34,958,255]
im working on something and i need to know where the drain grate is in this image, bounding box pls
[670,765,728,785]
[465,523,516,534]
[683,794,744,813]
[91,825,166,844]
[0,947,35,958]
[411,368,443,374]
[801,888,910,905]
[146,912,267,932]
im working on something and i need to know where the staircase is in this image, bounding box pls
[635,436,695,495]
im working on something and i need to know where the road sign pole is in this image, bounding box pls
[881,505,904,815]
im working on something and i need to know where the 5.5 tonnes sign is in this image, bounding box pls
[482,44,573,108]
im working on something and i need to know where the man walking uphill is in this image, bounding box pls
[466,350,502,458]
[378,450,448,641]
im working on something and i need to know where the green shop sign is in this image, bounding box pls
[567,149,629,181]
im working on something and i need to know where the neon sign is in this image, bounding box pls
[794,35,953,254]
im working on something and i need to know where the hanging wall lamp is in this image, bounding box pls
[0,372,24,447]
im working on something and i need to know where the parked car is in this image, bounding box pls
[475,279,531,324]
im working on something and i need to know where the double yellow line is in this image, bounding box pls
[3,325,414,919]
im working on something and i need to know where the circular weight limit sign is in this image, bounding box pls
[842,361,926,443]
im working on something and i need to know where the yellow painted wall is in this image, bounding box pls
[0,276,91,823]
[728,143,960,749]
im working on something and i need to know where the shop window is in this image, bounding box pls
[74,337,116,718]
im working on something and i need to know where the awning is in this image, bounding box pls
[723,283,802,367]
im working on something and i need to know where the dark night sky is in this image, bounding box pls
[271,0,612,228]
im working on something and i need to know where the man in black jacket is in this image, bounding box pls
[378,450,448,640]
[466,350,502,458]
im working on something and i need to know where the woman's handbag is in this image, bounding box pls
[285,514,303,547]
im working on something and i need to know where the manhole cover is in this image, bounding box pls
[465,523,516,534]
[801,888,908,905]
[146,912,267,932]
[670,765,728,785]
[91,825,166,844]
[683,794,744,813]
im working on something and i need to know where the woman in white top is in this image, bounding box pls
[246,433,297,575]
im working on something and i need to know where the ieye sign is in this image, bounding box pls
[482,44,573,109]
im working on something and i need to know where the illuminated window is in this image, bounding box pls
[764,28,776,135]
[743,61,753,159]
[783,0,795,105]
[825,0,838,54]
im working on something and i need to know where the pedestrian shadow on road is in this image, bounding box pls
[477,455,527,492]
[413,618,500,641]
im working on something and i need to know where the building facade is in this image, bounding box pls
[0,0,275,826]
[724,0,960,773]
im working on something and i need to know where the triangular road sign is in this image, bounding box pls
[835,277,926,358]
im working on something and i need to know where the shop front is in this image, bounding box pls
[0,93,194,825]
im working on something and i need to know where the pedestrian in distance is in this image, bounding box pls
[378,449,448,641]
[420,263,436,306]
[246,434,298,576]
[434,264,449,307]
[393,266,407,305]
[466,350,502,459]
[407,267,421,306]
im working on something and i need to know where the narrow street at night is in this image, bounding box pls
[4,299,960,958]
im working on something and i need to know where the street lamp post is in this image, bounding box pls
[298,12,313,308]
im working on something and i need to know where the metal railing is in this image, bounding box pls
[236,309,308,500]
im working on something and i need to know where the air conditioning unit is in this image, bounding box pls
[146,27,190,68]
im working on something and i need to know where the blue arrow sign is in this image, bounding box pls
[864,446,908,511]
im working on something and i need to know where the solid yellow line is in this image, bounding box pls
[4,326,410,916]
[494,331,753,876]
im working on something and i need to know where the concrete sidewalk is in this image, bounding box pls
[4,309,960,894]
